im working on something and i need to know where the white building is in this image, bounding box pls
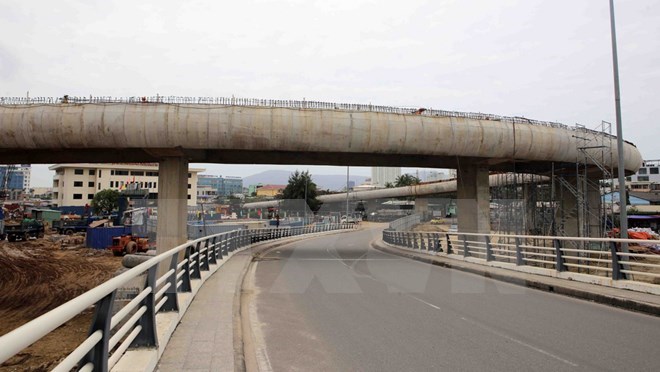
[371,167,401,188]
[614,159,660,192]
[17,164,31,191]
[49,163,204,207]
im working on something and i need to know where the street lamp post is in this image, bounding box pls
[609,0,629,244]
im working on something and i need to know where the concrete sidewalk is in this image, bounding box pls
[372,240,660,317]
[156,250,251,372]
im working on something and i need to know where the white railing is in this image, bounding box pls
[0,224,355,371]
[0,95,592,132]
[382,230,660,283]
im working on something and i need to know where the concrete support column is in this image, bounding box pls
[456,163,490,233]
[414,198,429,219]
[522,184,537,234]
[559,177,602,238]
[156,157,189,256]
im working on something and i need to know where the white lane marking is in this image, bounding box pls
[407,294,442,310]
[459,316,579,368]
[402,294,579,368]
[291,258,397,261]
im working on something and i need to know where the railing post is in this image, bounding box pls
[132,265,158,348]
[554,239,566,272]
[433,234,440,252]
[160,253,180,312]
[206,236,218,265]
[191,242,202,279]
[610,241,623,280]
[82,290,116,372]
[222,234,229,256]
[461,235,469,257]
[413,233,419,249]
[445,234,452,254]
[216,236,224,260]
[201,240,210,271]
[180,246,192,292]
[515,237,523,266]
[485,236,493,261]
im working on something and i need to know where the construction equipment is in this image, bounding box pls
[4,220,45,242]
[108,235,151,256]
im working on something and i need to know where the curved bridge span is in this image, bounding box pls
[0,96,642,174]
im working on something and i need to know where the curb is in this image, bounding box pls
[371,240,660,317]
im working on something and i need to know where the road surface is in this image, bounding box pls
[243,225,660,371]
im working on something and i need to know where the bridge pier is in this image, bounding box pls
[414,198,429,218]
[156,157,189,256]
[558,178,602,238]
[457,163,490,233]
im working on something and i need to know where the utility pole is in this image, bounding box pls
[346,166,350,221]
[609,0,629,244]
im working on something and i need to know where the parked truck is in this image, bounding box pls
[52,219,90,235]
[4,220,45,242]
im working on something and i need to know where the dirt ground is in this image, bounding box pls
[0,235,123,371]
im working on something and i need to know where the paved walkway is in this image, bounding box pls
[156,250,252,372]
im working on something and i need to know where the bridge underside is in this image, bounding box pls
[0,148,605,177]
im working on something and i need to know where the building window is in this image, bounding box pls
[187,194,191,199]
[73,194,83,200]
[188,173,191,178]
[115,170,129,176]
[74,181,83,187]
[88,181,94,187]
[626,177,632,181]
[188,184,191,189]
[89,170,96,176]
[146,172,158,177]
[639,168,648,175]
[88,194,94,199]
[98,183,101,190]
[154,182,157,189]
[638,176,650,182]
[651,167,659,175]
[131,171,144,176]
[74,169,84,175]
[99,170,102,178]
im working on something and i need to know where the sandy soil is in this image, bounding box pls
[0,237,123,371]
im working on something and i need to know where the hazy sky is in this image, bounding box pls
[2,0,658,186]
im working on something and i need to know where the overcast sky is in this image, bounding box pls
[2,0,658,186]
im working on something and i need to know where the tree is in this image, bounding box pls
[384,182,394,188]
[91,189,120,215]
[394,174,421,187]
[281,170,322,212]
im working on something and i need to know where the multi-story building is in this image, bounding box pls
[198,175,244,197]
[627,159,660,192]
[221,176,243,196]
[0,165,26,200]
[371,167,401,188]
[49,163,203,207]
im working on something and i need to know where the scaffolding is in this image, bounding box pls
[490,121,615,240]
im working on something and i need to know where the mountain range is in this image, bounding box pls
[242,170,368,191]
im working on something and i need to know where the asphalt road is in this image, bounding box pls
[245,225,660,371]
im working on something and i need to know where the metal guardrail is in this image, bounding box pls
[382,230,660,283]
[388,214,421,231]
[0,95,589,132]
[0,223,355,371]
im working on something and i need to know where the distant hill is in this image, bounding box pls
[243,170,368,191]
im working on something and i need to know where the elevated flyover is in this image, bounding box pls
[0,96,644,241]
[0,96,642,173]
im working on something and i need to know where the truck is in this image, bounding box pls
[4,220,45,242]
[52,219,90,235]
